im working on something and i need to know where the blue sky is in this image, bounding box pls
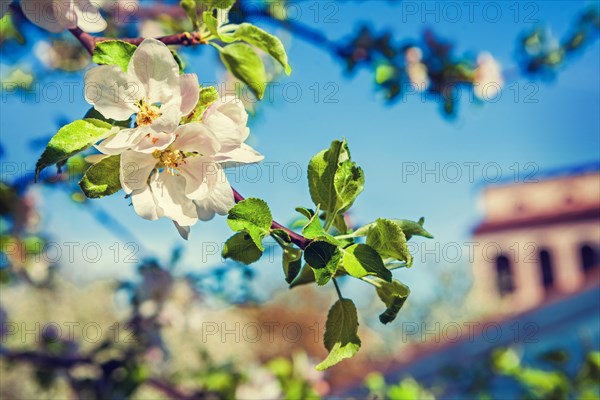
[1,1,599,304]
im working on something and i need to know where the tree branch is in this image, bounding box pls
[231,188,311,250]
[69,28,205,56]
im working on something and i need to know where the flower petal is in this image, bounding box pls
[74,0,107,33]
[215,143,264,165]
[85,65,139,121]
[203,96,250,152]
[178,157,217,201]
[194,168,234,221]
[20,0,73,33]
[150,173,197,226]
[132,184,160,221]
[95,127,146,154]
[127,38,181,106]
[179,74,200,116]
[172,122,220,155]
[120,150,156,194]
[132,131,175,154]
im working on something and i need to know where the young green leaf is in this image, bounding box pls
[289,264,316,288]
[84,107,131,128]
[304,240,341,286]
[282,246,302,284]
[222,232,263,264]
[227,198,272,250]
[316,299,361,371]
[35,119,114,180]
[308,139,364,219]
[79,155,121,198]
[232,23,292,75]
[395,217,434,240]
[376,280,410,324]
[92,40,137,72]
[211,0,235,9]
[170,49,186,74]
[301,205,325,239]
[182,86,219,123]
[341,244,391,282]
[218,43,267,99]
[202,11,220,38]
[181,0,200,29]
[366,218,412,266]
[353,218,433,240]
[334,159,364,214]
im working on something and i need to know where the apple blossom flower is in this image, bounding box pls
[1,0,108,33]
[84,38,199,154]
[117,116,263,238]
[473,52,504,100]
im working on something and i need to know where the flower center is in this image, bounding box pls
[136,99,161,127]
[153,148,186,176]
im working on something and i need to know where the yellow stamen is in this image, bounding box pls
[153,148,186,176]
[136,99,161,127]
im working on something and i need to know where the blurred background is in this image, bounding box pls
[0,0,599,398]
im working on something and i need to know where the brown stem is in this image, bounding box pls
[69,28,205,56]
[232,188,311,250]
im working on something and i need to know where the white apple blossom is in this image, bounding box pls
[111,97,263,238]
[0,0,107,33]
[85,38,200,154]
[473,52,504,100]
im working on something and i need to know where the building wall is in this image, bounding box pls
[469,171,600,315]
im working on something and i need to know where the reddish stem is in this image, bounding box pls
[69,27,205,56]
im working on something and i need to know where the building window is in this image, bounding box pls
[539,249,554,291]
[581,244,598,274]
[495,255,514,297]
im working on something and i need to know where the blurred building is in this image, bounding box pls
[469,164,600,313]
[343,164,600,397]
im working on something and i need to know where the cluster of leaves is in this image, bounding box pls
[362,346,600,400]
[517,8,600,79]
[180,0,292,99]
[222,139,432,370]
[493,347,600,399]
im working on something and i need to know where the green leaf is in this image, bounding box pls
[289,264,316,288]
[396,217,434,240]
[211,0,235,9]
[92,40,137,72]
[227,198,272,251]
[334,159,364,213]
[170,49,186,74]
[218,43,266,99]
[301,205,325,239]
[183,86,219,123]
[222,232,263,264]
[308,139,364,219]
[35,119,114,180]
[376,280,410,324]
[233,23,291,75]
[366,218,412,266]
[341,244,391,282]
[316,299,361,371]
[202,11,220,37]
[181,0,200,29]
[84,107,131,128]
[270,228,291,243]
[79,155,121,198]
[282,246,302,284]
[304,241,341,286]
[294,206,315,220]
[353,218,434,240]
